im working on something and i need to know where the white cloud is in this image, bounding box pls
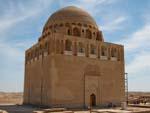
[59,0,116,16]
[0,0,54,58]
[101,16,127,32]
[59,0,127,32]
[0,0,53,34]
[0,0,54,92]
[117,14,150,91]
[0,41,23,58]
[0,0,149,92]
[126,52,150,76]
[121,25,150,52]
[118,18,150,78]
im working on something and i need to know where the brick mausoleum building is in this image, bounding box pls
[23,6,125,108]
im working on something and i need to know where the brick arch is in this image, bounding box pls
[101,46,107,56]
[73,27,81,36]
[96,31,103,41]
[65,39,72,51]
[111,47,117,57]
[65,23,72,35]
[78,42,85,53]
[67,27,72,35]
[86,29,92,39]
[90,44,96,54]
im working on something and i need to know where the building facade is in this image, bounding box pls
[23,6,125,108]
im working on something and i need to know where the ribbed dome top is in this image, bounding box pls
[43,6,98,30]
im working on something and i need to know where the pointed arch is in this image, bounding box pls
[101,46,107,56]
[73,27,80,36]
[65,39,72,51]
[111,47,117,57]
[96,31,103,41]
[67,29,71,35]
[66,24,72,35]
[90,44,96,54]
[86,29,92,39]
[78,42,84,53]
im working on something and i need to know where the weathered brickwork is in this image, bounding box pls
[23,6,125,108]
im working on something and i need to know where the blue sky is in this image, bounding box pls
[0,0,150,92]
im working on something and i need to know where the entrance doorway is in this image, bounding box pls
[90,93,96,106]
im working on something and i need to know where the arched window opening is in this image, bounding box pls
[86,29,92,39]
[73,27,80,36]
[67,29,71,35]
[93,32,95,36]
[111,48,117,57]
[30,52,32,60]
[78,23,82,26]
[96,31,103,41]
[59,23,63,27]
[90,44,96,54]
[101,46,107,56]
[78,42,84,53]
[65,39,72,51]
[47,32,50,36]
[89,25,92,28]
[118,49,121,61]
[28,53,31,61]
[53,24,58,33]
[31,52,33,59]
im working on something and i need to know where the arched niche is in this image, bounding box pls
[96,31,103,41]
[78,42,84,53]
[111,47,118,57]
[86,29,92,39]
[65,39,72,51]
[73,27,81,36]
[101,46,107,56]
[90,44,96,54]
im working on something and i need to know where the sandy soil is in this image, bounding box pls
[0,92,150,113]
[0,92,23,105]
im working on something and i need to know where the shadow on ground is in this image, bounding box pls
[0,104,41,113]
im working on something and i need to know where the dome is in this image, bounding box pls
[43,6,98,30]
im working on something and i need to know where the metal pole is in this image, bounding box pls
[84,72,86,108]
[125,73,128,105]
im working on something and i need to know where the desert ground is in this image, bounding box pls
[0,92,23,105]
[129,92,150,97]
[0,92,150,113]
